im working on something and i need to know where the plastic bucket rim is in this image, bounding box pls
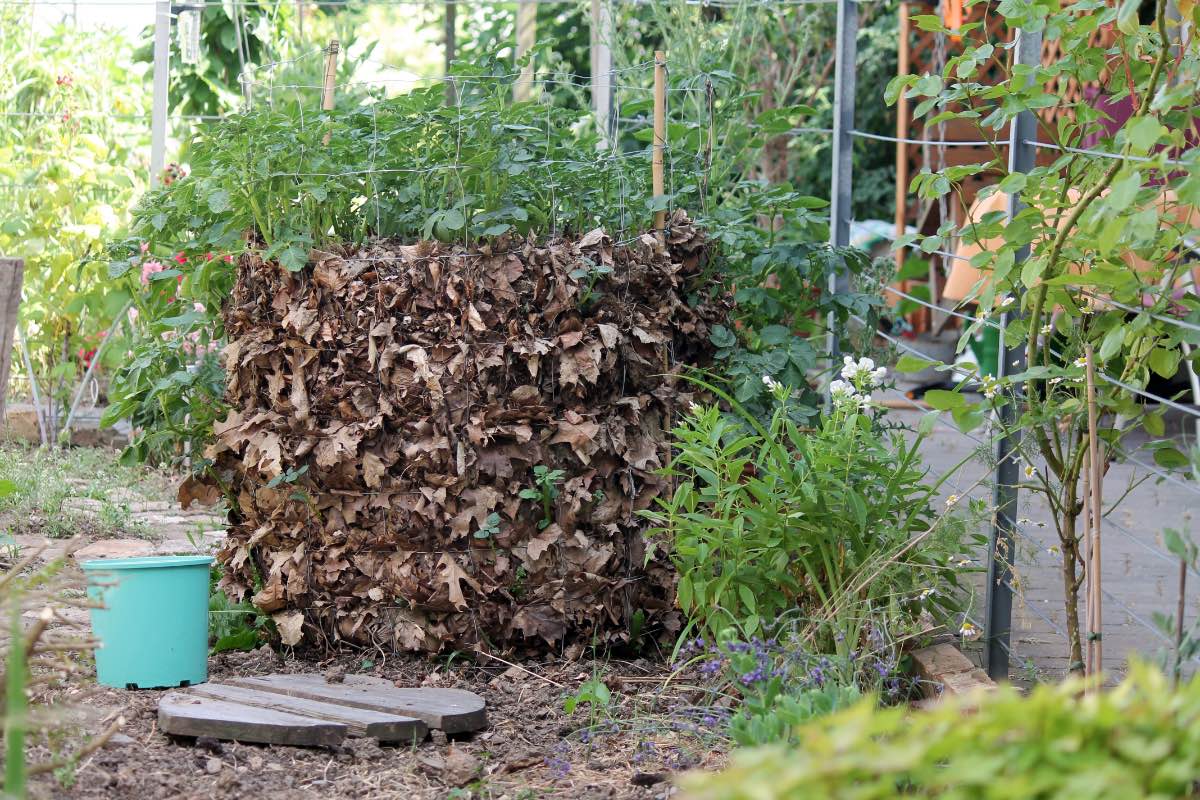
[80,554,214,572]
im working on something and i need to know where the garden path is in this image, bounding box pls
[887,396,1200,684]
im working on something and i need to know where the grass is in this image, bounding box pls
[0,442,176,540]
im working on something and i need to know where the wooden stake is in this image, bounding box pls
[321,39,339,146]
[1085,343,1103,679]
[514,0,536,101]
[653,50,666,242]
[1083,438,1094,677]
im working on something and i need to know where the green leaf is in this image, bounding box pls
[1148,347,1180,378]
[895,354,939,373]
[211,628,259,654]
[278,245,308,272]
[924,389,966,411]
[1153,447,1190,469]
[207,189,231,214]
[738,584,757,614]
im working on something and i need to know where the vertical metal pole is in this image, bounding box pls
[985,26,1040,681]
[150,0,171,188]
[590,0,613,148]
[826,0,857,381]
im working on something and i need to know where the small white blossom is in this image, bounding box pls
[946,494,960,508]
[918,587,936,601]
[1047,545,1061,556]
[1073,356,1088,368]
[1040,324,1053,336]
[829,379,855,400]
[688,401,702,414]
[954,556,972,568]
[959,621,981,640]
[870,366,888,385]
[996,295,1015,310]
[1024,464,1036,478]
[762,374,782,392]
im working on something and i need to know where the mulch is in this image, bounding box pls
[29,646,727,800]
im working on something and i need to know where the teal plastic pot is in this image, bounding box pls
[82,555,213,689]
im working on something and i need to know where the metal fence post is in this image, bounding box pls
[150,0,171,188]
[826,0,857,379]
[985,26,1040,680]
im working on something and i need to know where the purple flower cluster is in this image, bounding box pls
[545,740,571,778]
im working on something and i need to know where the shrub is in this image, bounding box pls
[646,358,978,643]
[680,663,1200,800]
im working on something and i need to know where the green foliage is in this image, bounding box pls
[208,567,269,654]
[0,10,145,409]
[710,232,880,419]
[133,2,289,118]
[563,675,612,716]
[681,663,1200,800]
[519,465,566,531]
[647,368,976,643]
[888,0,1200,668]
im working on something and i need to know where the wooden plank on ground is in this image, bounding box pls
[228,674,487,734]
[158,691,346,746]
[189,683,428,742]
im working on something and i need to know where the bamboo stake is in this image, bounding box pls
[652,50,666,242]
[1083,438,1094,676]
[321,39,339,146]
[1085,343,1103,678]
[514,0,536,102]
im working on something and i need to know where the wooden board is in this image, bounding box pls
[228,674,487,734]
[158,691,346,747]
[188,683,428,742]
[0,258,24,425]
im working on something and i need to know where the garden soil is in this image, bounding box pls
[31,644,725,800]
[199,213,729,654]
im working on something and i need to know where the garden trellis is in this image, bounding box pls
[6,0,1199,679]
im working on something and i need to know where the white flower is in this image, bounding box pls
[996,295,1015,310]
[959,621,981,640]
[857,392,874,411]
[1024,464,1035,478]
[1040,324,1053,336]
[829,379,856,400]
[762,374,782,392]
[946,494,960,508]
[841,356,884,390]
[1047,545,1060,556]
[688,401,702,414]
[980,375,999,399]
[954,556,972,568]
[918,587,936,601]
[1073,356,1088,368]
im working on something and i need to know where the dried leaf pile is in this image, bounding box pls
[200,212,730,652]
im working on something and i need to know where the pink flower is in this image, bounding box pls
[193,302,206,313]
[139,241,150,254]
[174,252,187,265]
[140,259,165,286]
[223,254,234,263]
[204,252,214,262]
[128,307,139,323]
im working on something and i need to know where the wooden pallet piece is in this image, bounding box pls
[158,691,346,747]
[188,683,428,742]
[228,674,487,734]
